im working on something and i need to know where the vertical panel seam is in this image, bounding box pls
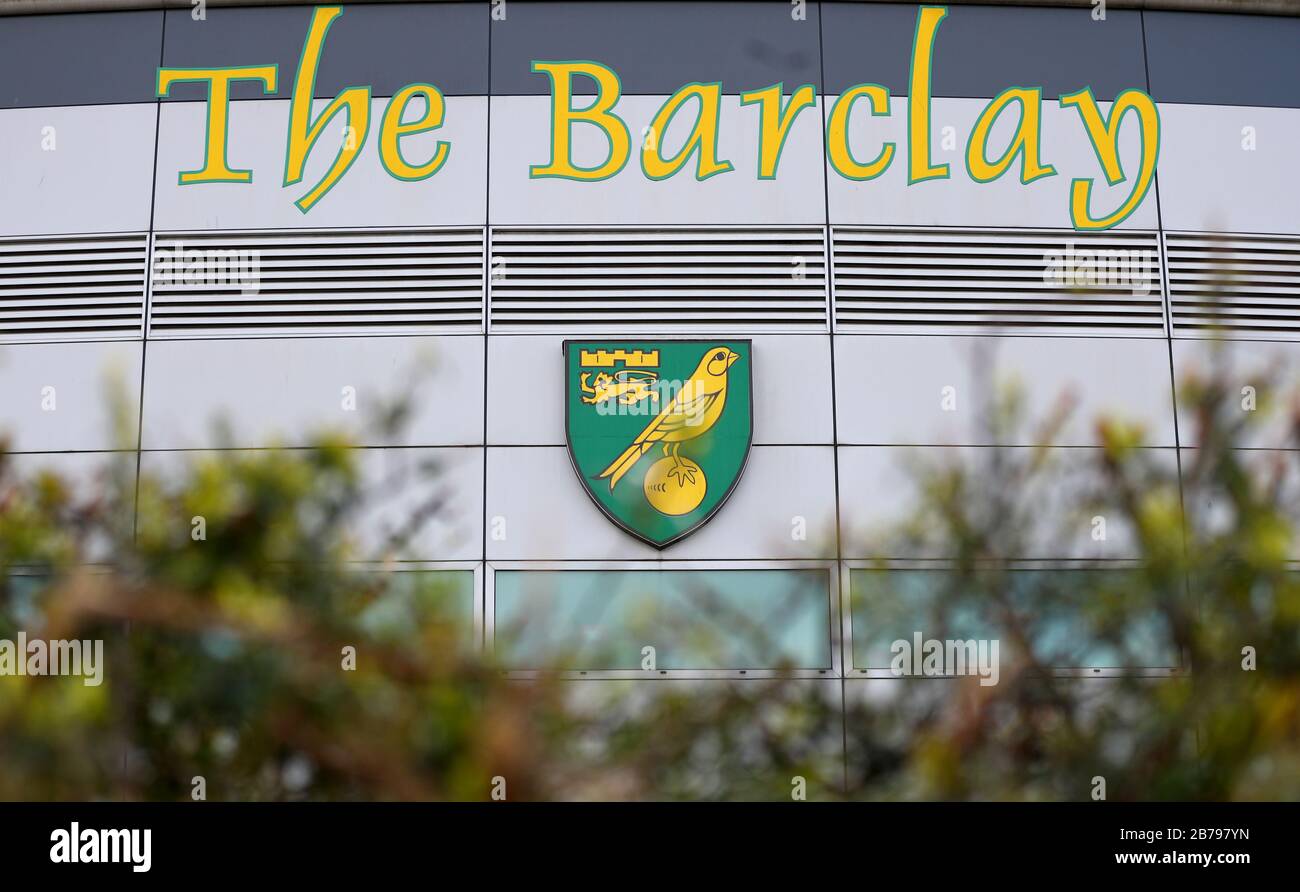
[482,1,493,654]
[817,0,852,799]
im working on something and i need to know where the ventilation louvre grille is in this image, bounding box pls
[1166,232,1300,336]
[147,228,484,337]
[0,233,147,341]
[832,227,1164,334]
[488,227,828,331]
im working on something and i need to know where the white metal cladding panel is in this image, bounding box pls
[833,334,1179,448]
[823,97,1159,232]
[485,445,837,561]
[485,333,834,446]
[5,452,135,563]
[0,233,147,342]
[831,227,1164,335]
[138,446,484,562]
[836,445,1174,560]
[140,335,485,449]
[153,97,489,231]
[1181,448,1300,560]
[488,95,827,226]
[0,104,157,239]
[147,228,485,337]
[488,227,829,331]
[1171,339,1300,451]
[1165,232,1300,338]
[1154,104,1300,237]
[0,341,143,452]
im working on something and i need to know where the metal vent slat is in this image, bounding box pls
[498,256,818,266]
[164,231,480,248]
[836,233,1157,250]
[493,229,820,244]
[148,228,484,337]
[0,240,147,257]
[1166,232,1300,336]
[152,313,482,325]
[156,278,481,290]
[180,248,481,262]
[489,227,828,331]
[832,226,1164,335]
[0,233,147,342]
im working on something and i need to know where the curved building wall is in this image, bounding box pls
[1,2,1298,689]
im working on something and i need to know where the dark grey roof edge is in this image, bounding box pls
[0,0,1297,17]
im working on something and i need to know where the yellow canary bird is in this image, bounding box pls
[597,346,741,492]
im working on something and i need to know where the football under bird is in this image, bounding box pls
[597,346,741,492]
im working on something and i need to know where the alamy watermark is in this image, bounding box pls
[1043,242,1153,296]
[0,632,104,686]
[50,823,151,872]
[890,633,1000,686]
[152,240,261,295]
[587,376,713,427]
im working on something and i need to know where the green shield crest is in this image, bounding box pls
[564,340,753,548]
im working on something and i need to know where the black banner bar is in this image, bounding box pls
[0,802,1284,879]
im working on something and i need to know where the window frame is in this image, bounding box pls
[840,558,1188,678]
[486,559,841,680]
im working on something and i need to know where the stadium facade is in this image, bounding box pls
[1,0,1298,688]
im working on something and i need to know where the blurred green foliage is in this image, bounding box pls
[0,351,1298,801]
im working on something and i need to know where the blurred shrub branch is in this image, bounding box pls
[1,346,1298,800]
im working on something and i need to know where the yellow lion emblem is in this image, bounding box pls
[579,370,660,406]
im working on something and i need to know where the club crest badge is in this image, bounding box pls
[564,340,753,548]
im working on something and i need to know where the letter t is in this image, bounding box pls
[157,66,278,184]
